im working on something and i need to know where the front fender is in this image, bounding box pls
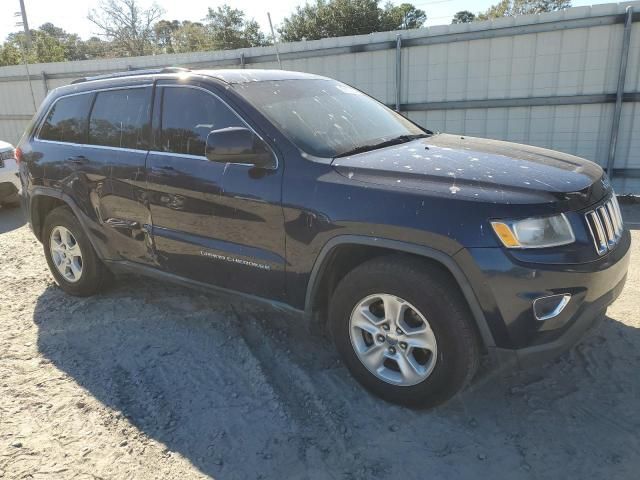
[304,234,496,348]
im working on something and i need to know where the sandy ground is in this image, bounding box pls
[0,204,639,480]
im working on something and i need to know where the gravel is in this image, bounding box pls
[1,204,639,479]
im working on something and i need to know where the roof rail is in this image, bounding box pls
[71,67,191,84]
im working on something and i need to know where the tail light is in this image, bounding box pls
[14,147,23,165]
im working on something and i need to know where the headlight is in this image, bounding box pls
[491,214,575,248]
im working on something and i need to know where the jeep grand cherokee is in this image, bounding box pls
[17,68,630,407]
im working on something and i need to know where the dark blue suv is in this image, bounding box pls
[17,68,630,407]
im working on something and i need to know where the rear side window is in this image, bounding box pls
[39,94,92,143]
[89,88,151,150]
[159,87,244,156]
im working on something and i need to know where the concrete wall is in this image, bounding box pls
[1,1,639,191]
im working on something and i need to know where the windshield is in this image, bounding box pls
[233,79,426,158]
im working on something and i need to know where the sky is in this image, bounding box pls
[1,0,601,42]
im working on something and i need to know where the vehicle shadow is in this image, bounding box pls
[0,204,25,234]
[34,278,640,479]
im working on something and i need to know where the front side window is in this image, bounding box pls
[159,87,244,156]
[234,79,426,158]
[39,94,93,144]
[89,88,151,150]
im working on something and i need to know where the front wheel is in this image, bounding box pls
[329,255,480,408]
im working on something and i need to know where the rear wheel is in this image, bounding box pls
[329,255,480,408]
[43,206,112,296]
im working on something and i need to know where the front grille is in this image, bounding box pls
[584,196,624,255]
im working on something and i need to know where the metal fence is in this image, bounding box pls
[1,1,639,192]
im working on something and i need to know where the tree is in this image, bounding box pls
[451,10,476,24]
[0,25,73,65]
[172,22,212,53]
[153,19,181,53]
[0,42,22,67]
[76,36,113,59]
[478,0,571,20]
[381,3,426,30]
[279,0,426,42]
[204,5,268,50]
[88,0,164,56]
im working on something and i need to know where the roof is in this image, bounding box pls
[70,68,329,86]
[197,69,329,84]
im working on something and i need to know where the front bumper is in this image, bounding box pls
[459,229,631,364]
[512,272,626,367]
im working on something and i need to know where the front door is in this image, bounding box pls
[146,81,286,300]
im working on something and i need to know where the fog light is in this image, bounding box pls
[533,294,571,321]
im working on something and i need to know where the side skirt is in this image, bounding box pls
[104,260,305,317]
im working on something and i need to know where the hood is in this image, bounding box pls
[332,134,608,208]
[0,140,14,151]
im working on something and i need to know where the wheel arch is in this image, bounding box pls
[29,187,106,261]
[30,191,67,242]
[304,235,495,348]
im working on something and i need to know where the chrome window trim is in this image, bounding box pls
[33,139,146,154]
[156,83,279,170]
[32,82,279,169]
[34,84,153,148]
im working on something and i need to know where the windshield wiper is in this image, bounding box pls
[334,133,430,158]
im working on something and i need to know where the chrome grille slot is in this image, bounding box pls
[585,196,624,255]
[598,206,615,245]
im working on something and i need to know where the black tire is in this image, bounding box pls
[329,255,480,408]
[43,205,113,296]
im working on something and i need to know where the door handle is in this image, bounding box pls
[67,155,88,164]
[104,218,141,229]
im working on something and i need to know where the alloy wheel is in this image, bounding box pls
[50,226,83,283]
[349,293,437,386]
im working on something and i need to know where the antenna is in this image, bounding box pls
[267,12,282,70]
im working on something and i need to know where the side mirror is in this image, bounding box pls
[205,127,275,169]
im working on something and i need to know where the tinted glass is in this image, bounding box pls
[234,79,425,158]
[89,88,151,149]
[39,94,92,143]
[160,87,244,156]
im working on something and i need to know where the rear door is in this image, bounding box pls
[84,85,154,265]
[146,81,286,300]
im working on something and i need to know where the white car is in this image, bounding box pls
[0,140,21,207]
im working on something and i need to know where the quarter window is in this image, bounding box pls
[39,94,92,143]
[160,87,244,156]
[89,88,151,150]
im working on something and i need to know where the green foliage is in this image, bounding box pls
[205,5,269,49]
[451,11,476,24]
[477,0,571,21]
[381,3,427,30]
[153,20,211,54]
[279,0,426,42]
[0,0,427,66]
[0,22,118,67]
